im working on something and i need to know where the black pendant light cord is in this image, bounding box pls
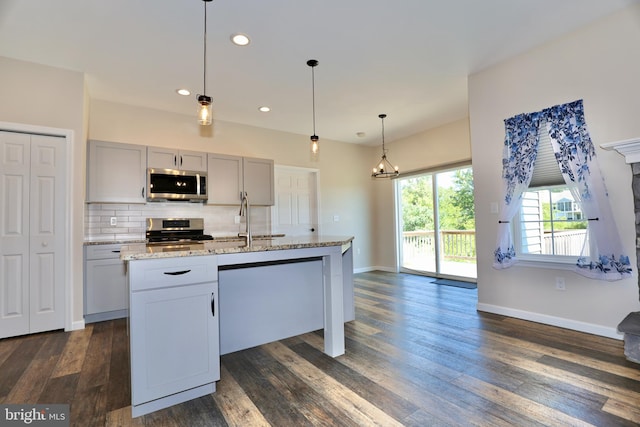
[380,114,386,154]
[203,0,208,96]
[311,64,316,135]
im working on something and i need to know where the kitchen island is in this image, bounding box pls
[120,235,354,417]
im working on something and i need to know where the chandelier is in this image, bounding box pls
[371,114,399,178]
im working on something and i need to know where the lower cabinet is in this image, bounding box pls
[84,244,128,323]
[128,255,220,418]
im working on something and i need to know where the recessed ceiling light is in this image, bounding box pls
[258,106,271,112]
[231,33,250,46]
[176,89,191,96]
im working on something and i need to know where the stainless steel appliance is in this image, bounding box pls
[147,168,207,202]
[146,218,213,245]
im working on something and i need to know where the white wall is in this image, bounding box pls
[468,5,640,338]
[0,56,87,328]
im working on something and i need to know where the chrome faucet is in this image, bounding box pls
[238,191,252,246]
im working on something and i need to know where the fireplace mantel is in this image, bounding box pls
[601,138,640,163]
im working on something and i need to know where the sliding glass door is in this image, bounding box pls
[397,166,477,279]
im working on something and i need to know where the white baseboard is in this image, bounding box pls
[476,303,623,340]
[68,319,85,331]
[354,266,396,274]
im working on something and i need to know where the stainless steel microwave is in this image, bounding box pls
[147,168,208,202]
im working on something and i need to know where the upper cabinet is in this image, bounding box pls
[243,157,274,206]
[147,147,207,172]
[207,154,274,206]
[87,140,147,203]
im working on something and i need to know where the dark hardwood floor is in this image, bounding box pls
[1,271,639,426]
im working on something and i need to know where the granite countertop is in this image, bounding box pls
[120,235,354,261]
[83,234,286,246]
[84,238,146,245]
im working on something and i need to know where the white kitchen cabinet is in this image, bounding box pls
[243,157,275,205]
[147,147,207,172]
[87,140,147,203]
[207,153,274,205]
[129,255,219,418]
[83,244,128,323]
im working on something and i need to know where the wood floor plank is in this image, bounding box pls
[51,324,94,378]
[104,406,145,427]
[451,373,595,427]
[105,318,130,413]
[211,365,270,427]
[0,333,48,399]
[77,321,113,391]
[602,397,640,424]
[222,347,313,426]
[263,340,407,427]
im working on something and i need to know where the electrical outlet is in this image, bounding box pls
[333,215,340,222]
[555,277,566,291]
[234,215,241,224]
[110,217,117,226]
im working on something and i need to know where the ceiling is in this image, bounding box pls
[0,1,636,146]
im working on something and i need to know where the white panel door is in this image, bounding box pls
[29,135,65,333]
[272,167,318,236]
[0,132,30,337]
[0,131,66,338]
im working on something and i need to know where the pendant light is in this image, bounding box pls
[371,114,399,178]
[197,0,213,126]
[307,59,319,157]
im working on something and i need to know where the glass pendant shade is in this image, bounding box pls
[310,135,319,157]
[197,95,212,126]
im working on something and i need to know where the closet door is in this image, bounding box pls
[29,134,66,333]
[0,131,66,338]
[0,132,30,337]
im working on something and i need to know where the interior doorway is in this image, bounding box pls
[396,165,477,280]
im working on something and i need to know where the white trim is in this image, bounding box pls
[476,302,623,340]
[0,121,76,334]
[70,320,85,331]
[355,265,396,274]
[600,137,640,164]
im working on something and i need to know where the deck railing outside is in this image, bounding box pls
[402,230,476,262]
[402,229,587,267]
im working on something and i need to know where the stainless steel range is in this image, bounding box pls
[146,218,213,245]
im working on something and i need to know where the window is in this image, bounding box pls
[515,186,589,259]
[514,129,589,261]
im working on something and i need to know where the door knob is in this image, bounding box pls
[42,241,48,247]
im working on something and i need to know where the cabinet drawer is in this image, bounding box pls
[129,255,218,291]
[85,244,122,260]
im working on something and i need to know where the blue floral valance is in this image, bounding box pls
[494,99,631,281]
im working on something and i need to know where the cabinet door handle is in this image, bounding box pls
[141,187,145,198]
[163,269,191,276]
[211,292,215,317]
[174,155,177,166]
[180,155,183,167]
[111,250,121,253]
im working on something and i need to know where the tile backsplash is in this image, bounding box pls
[84,202,271,241]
